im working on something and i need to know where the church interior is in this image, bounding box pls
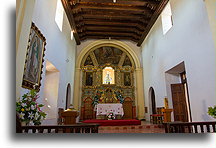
[16,0,216,133]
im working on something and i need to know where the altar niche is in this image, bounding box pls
[103,67,115,84]
[80,46,136,120]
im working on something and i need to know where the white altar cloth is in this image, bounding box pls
[95,103,124,116]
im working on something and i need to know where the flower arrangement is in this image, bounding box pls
[107,111,115,120]
[208,106,216,119]
[16,89,47,125]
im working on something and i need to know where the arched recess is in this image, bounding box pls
[73,39,145,120]
[65,83,71,110]
[149,87,156,115]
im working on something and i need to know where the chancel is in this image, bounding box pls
[16,0,216,133]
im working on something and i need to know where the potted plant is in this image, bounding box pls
[16,89,47,125]
[208,106,216,119]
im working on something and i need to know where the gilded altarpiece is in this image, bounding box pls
[80,46,136,120]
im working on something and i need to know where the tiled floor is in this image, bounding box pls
[98,121,165,133]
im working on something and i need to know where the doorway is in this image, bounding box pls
[149,87,156,114]
[65,83,71,110]
[171,84,188,122]
[166,62,191,122]
[43,60,60,124]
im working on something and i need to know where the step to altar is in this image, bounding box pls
[98,124,165,133]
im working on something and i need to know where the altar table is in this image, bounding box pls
[95,103,124,116]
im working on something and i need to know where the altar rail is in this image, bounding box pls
[164,121,216,133]
[17,124,99,133]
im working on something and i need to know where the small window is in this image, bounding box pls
[71,31,74,40]
[161,2,173,35]
[103,67,115,84]
[55,0,64,32]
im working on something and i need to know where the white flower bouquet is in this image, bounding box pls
[16,89,46,125]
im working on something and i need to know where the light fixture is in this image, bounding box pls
[113,0,116,3]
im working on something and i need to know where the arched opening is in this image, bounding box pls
[80,46,136,120]
[65,83,71,110]
[73,40,145,120]
[149,87,156,115]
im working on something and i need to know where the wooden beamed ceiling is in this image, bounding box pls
[62,0,169,46]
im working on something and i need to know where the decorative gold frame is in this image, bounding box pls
[22,22,46,91]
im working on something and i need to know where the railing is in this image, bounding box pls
[16,113,99,133]
[18,123,100,133]
[164,121,216,133]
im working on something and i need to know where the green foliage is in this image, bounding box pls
[16,89,47,125]
[208,106,216,119]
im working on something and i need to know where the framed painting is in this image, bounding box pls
[22,22,46,91]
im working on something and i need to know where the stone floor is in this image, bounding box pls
[98,121,165,133]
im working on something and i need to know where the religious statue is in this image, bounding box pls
[104,72,112,84]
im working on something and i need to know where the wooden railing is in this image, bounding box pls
[16,113,99,133]
[164,121,216,133]
[19,123,100,133]
[18,123,99,133]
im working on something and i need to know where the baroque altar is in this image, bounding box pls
[80,46,136,120]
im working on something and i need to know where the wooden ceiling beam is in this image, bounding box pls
[80,35,139,43]
[71,3,154,14]
[74,9,151,19]
[137,0,169,46]
[74,13,150,24]
[75,21,145,31]
[61,0,81,45]
[79,31,140,40]
[77,26,143,36]
[75,19,148,27]
[70,0,160,6]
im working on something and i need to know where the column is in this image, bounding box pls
[205,0,216,48]
[72,68,82,110]
[135,68,145,120]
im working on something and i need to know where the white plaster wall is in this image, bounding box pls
[43,71,60,125]
[31,0,76,108]
[141,0,216,121]
[17,0,77,124]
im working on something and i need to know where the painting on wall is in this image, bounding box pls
[124,73,131,86]
[22,22,46,91]
[86,72,93,86]
[93,46,123,65]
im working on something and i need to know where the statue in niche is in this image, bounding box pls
[124,73,131,86]
[104,71,112,84]
[86,72,93,86]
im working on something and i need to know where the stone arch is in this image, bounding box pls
[149,87,156,115]
[76,40,141,69]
